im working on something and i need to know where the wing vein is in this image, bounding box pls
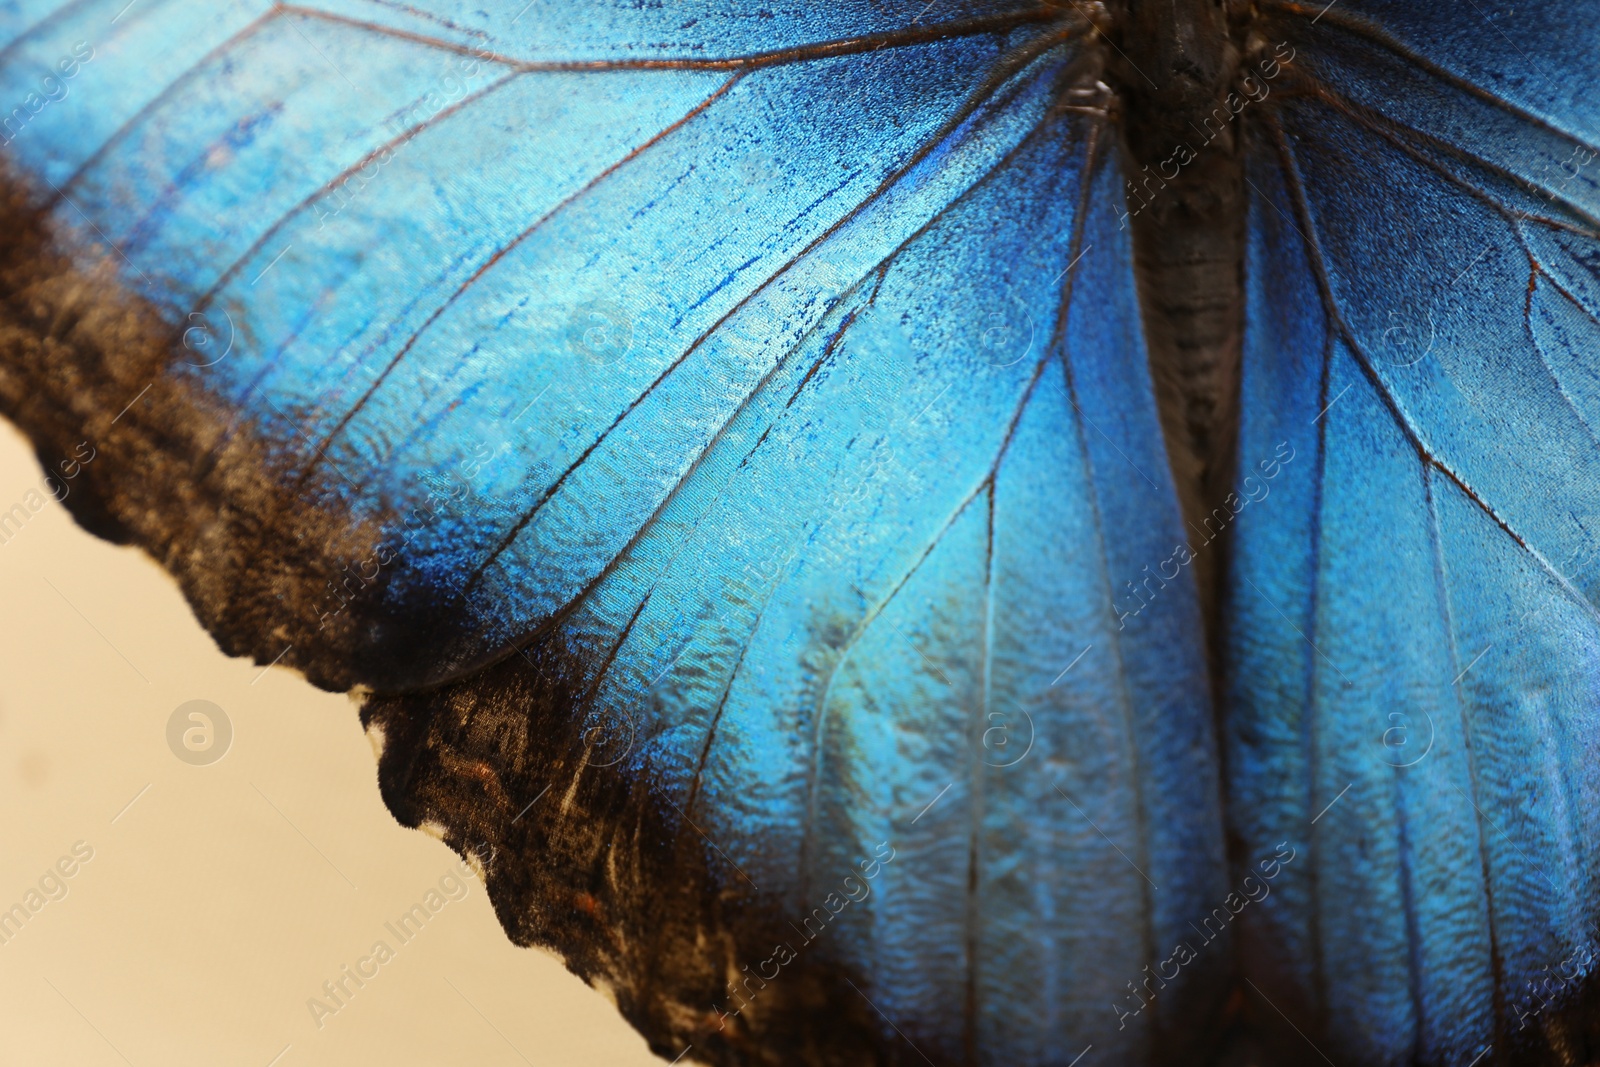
[1285,92,1600,462]
[1306,324,1333,1025]
[280,2,1068,72]
[294,69,746,491]
[457,31,1073,597]
[1422,463,1507,1047]
[1262,110,1600,628]
[1295,81,1600,237]
[1262,0,1600,159]
[51,7,281,206]
[197,71,524,309]
[447,88,1063,699]
[0,0,97,71]
[793,114,1110,907]
[680,303,883,826]
[1049,119,1159,996]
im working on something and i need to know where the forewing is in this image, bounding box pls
[361,97,1232,1065]
[0,4,1233,1066]
[2,0,1060,689]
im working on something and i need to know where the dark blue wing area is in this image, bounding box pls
[1228,3,1600,1062]
[0,3,1234,1063]
[283,0,1054,63]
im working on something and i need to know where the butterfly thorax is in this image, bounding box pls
[1105,0,1256,631]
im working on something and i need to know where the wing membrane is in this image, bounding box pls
[1228,5,1600,1061]
[0,4,1234,1064]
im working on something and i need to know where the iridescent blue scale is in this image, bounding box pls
[1,1,1597,1063]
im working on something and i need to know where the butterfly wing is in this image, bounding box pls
[3,1,1063,689]
[363,111,1235,1061]
[1227,3,1600,1062]
[0,4,1232,1063]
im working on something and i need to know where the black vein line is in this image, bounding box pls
[196,71,525,308]
[50,7,281,206]
[1304,325,1335,1039]
[1505,270,1600,463]
[1298,80,1600,238]
[1523,278,1600,473]
[418,39,1074,700]
[453,29,1073,596]
[789,366,1049,901]
[681,312,877,828]
[570,597,653,718]
[1245,147,1334,1032]
[678,543,801,822]
[0,0,97,73]
[281,2,1067,72]
[1262,111,1600,633]
[556,311,872,735]
[1264,116,1600,1045]
[294,69,747,490]
[458,88,1073,1022]
[1390,745,1425,1063]
[1450,784,1565,898]
[348,0,489,39]
[1526,247,1600,337]
[1291,89,1600,466]
[263,396,360,492]
[668,293,901,820]
[791,123,1098,912]
[282,2,365,94]
[785,107,1079,905]
[1293,82,1600,346]
[1049,117,1159,1002]
[1261,0,1600,160]
[1425,462,1507,1053]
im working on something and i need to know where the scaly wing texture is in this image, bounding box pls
[0,3,1231,1063]
[1227,3,1600,1064]
[1,0,1063,689]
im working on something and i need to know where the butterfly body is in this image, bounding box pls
[2,2,1599,1065]
[1101,0,1249,618]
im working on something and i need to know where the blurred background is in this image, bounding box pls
[0,419,665,1065]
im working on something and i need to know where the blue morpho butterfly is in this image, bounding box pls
[0,0,1597,1063]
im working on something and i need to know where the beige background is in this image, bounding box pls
[0,420,668,1065]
